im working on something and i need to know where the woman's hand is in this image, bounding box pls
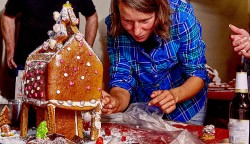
[229,24,250,58]
[101,90,119,114]
[148,90,177,114]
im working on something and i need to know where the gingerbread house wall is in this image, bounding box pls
[47,35,103,102]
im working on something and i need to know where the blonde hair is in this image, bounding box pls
[109,0,171,40]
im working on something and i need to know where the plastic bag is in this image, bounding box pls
[122,103,204,144]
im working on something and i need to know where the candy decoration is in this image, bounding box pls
[69,81,74,86]
[104,127,111,136]
[86,86,90,90]
[81,76,85,80]
[36,121,48,139]
[121,132,127,142]
[87,62,90,67]
[95,137,103,144]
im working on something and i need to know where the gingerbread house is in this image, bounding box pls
[20,2,103,140]
[0,105,11,127]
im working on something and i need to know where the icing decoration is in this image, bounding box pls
[69,81,74,86]
[76,56,80,60]
[80,101,85,106]
[67,6,79,25]
[61,7,70,21]
[53,11,60,21]
[67,47,71,51]
[82,112,92,122]
[48,30,55,39]
[58,100,64,105]
[42,41,49,50]
[89,52,93,56]
[90,99,96,104]
[37,76,41,80]
[81,76,85,80]
[60,59,64,63]
[98,88,101,91]
[87,62,91,67]
[40,92,44,97]
[64,73,68,77]
[53,24,61,33]
[73,67,78,72]
[94,70,98,74]
[75,33,84,41]
[48,39,57,49]
[79,41,83,47]
[39,70,43,74]
[86,86,90,90]
[56,90,60,94]
[67,100,73,105]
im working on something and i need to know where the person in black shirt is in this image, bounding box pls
[1,0,98,70]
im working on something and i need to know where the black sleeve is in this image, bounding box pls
[77,0,96,17]
[4,0,22,16]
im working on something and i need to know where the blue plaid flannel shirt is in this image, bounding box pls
[105,0,209,122]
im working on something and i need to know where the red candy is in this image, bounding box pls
[82,121,90,131]
[95,137,103,144]
[104,127,111,136]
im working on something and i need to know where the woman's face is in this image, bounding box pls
[118,2,156,42]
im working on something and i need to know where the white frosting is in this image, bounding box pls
[49,99,100,107]
[55,54,62,67]
[48,39,57,49]
[24,98,101,108]
[53,11,60,21]
[75,111,78,136]
[82,111,92,122]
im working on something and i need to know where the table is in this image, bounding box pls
[173,123,229,143]
[205,88,234,129]
[207,88,234,100]
[100,122,229,144]
[1,120,229,144]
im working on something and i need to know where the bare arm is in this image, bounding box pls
[149,76,204,114]
[1,9,17,69]
[102,87,130,114]
[84,12,98,47]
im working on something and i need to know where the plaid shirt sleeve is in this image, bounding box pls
[170,3,208,83]
[105,16,136,94]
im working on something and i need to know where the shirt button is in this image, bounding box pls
[154,75,158,78]
[156,84,160,87]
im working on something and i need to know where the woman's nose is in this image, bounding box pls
[133,22,141,36]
